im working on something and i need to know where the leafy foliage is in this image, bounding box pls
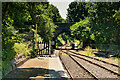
[70,17,92,42]
[13,43,31,56]
[67,2,91,22]
[67,2,120,48]
[2,2,63,76]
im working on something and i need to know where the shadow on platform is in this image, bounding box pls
[2,68,68,80]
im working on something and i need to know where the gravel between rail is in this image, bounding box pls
[71,55,118,78]
[61,50,119,79]
[68,51,119,74]
[60,52,95,79]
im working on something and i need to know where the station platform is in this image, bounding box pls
[2,52,68,80]
[49,56,68,79]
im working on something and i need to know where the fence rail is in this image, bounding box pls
[35,41,51,56]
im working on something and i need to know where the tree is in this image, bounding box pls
[46,4,63,22]
[89,2,120,44]
[2,2,63,75]
[68,2,120,48]
[67,2,90,22]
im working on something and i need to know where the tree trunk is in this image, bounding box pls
[3,2,10,20]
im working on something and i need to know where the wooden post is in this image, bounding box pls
[47,41,49,55]
[41,42,43,56]
[44,42,45,55]
[46,42,48,55]
[37,42,39,55]
[49,40,51,57]
[44,42,46,54]
[38,42,40,55]
[35,23,37,56]
[32,31,35,57]
[48,41,49,55]
[44,42,45,49]
[39,42,41,55]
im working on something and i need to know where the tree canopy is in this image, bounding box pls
[2,2,63,75]
[67,1,120,48]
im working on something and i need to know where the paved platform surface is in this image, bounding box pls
[49,56,68,79]
[2,53,68,80]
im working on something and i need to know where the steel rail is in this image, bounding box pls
[59,53,74,80]
[69,50,119,68]
[62,50,120,76]
[61,50,98,80]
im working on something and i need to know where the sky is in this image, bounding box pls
[48,0,118,19]
[48,0,74,19]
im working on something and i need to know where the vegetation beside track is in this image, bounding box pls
[2,2,63,76]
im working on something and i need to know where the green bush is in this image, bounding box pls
[2,61,12,76]
[2,48,16,76]
[13,43,31,56]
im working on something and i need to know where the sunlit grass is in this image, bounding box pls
[110,57,119,61]
[78,49,95,57]
[77,46,119,65]
[68,46,72,49]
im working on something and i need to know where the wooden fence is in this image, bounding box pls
[35,40,51,56]
[24,31,51,56]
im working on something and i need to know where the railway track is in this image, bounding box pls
[59,49,119,79]
[59,53,74,80]
[59,51,97,80]
[69,50,119,68]
[69,50,120,74]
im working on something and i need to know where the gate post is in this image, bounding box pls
[48,40,51,57]
[32,31,35,57]
[51,37,56,49]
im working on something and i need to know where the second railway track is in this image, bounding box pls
[68,50,120,76]
[60,49,119,79]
